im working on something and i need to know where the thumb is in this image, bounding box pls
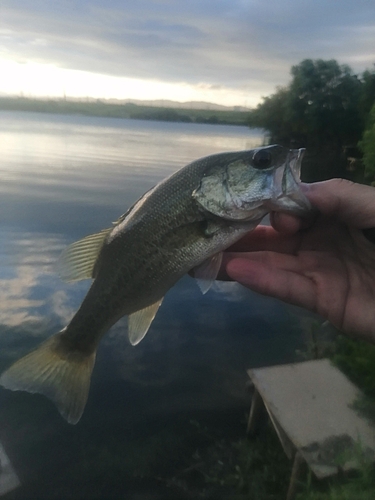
[302,179,375,228]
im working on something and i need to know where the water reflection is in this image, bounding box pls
[0,111,306,499]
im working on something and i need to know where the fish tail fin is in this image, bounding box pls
[0,329,96,424]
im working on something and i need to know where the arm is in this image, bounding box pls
[221,179,375,344]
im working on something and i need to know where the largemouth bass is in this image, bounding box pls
[0,145,311,424]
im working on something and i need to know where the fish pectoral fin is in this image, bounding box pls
[192,252,223,294]
[128,299,164,346]
[0,330,96,424]
[57,228,112,282]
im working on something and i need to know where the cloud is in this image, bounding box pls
[0,0,374,104]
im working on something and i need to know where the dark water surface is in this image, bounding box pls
[0,112,307,499]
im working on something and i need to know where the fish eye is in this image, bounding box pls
[252,149,272,169]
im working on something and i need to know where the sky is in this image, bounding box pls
[0,0,375,108]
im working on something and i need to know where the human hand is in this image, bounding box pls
[220,179,375,344]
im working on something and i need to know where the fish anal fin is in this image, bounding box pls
[128,299,163,346]
[0,330,96,424]
[193,252,223,294]
[57,228,111,282]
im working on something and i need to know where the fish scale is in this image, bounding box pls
[0,145,311,424]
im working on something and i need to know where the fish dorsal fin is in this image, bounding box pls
[112,212,128,226]
[193,252,223,294]
[58,228,111,282]
[128,299,164,346]
[112,186,156,227]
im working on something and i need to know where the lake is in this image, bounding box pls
[0,111,308,499]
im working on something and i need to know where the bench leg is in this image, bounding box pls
[247,389,263,436]
[286,451,304,500]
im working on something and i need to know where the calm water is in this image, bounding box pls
[0,112,307,499]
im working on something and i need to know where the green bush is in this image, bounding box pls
[359,102,375,182]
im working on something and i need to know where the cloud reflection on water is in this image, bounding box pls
[0,108,300,389]
[0,113,309,499]
[0,230,87,344]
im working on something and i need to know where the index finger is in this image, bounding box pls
[226,225,301,253]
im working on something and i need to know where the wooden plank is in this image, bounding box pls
[0,442,20,496]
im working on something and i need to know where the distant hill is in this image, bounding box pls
[0,96,251,126]
[104,98,250,112]
[0,94,249,112]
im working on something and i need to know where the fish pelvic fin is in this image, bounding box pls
[128,299,163,346]
[192,252,223,294]
[0,330,96,424]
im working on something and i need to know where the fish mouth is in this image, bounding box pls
[269,148,311,214]
[288,147,305,180]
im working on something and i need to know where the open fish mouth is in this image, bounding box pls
[269,147,311,214]
[288,147,305,180]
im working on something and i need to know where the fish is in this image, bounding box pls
[0,145,311,424]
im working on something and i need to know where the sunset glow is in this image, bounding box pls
[1,1,374,108]
[0,59,259,108]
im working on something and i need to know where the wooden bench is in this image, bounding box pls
[247,359,375,500]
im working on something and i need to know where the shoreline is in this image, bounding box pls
[0,96,250,127]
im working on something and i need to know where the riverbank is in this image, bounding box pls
[166,330,375,500]
[0,96,250,126]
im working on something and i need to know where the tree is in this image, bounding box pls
[248,59,365,181]
[248,87,290,142]
[359,101,375,182]
[250,59,362,146]
[359,67,375,124]
[286,59,362,145]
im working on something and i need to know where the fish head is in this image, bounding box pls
[193,144,311,221]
